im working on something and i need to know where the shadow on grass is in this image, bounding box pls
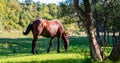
[0,36,89,56]
[0,38,48,56]
[0,36,93,63]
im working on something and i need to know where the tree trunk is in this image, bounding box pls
[84,17,104,61]
[107,31,110,46]
[112,31,117,46]
[92,0,101,46]
[95,15,101,45]
[119,32,120,39]
[74,0,104,61]
[109,39,120,61]
[103,10,108,46]
[103,26,107,46]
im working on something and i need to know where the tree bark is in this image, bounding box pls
[109,39,120,61]
[74,0,104,61]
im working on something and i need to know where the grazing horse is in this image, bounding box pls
[23,19,69,54]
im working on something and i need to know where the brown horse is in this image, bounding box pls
[23,19,69,54]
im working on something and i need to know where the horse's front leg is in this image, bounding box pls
[47,37,54,53]
[31,38,38,54]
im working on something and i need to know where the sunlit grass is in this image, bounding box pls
[0,31,115,63]
[0,53,88,63]
[0,30,33,38]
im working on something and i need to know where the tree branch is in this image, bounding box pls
[73,0,85,19]
[83,0,92,14]
[108,0,117,8]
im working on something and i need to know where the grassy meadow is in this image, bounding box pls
[0,30,116,63]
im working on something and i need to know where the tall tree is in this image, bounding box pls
[109,39,120,61]
[108,0,120,61]
[92,0,101,45]
[74,0,104,61]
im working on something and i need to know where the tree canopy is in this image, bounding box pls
[0,0,119,33]
[0,0,79,31]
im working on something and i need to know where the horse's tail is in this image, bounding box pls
[62,31,69,51]
[23,23,33,35]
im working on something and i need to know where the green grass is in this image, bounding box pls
[0,31,116,63]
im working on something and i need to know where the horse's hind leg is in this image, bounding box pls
[47,37,54,53]
[31,36,38,54]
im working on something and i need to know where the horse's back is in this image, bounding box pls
[49,19,61,24]
[32,19,65,37]
[43,19,65,37]
[51,19,65,32]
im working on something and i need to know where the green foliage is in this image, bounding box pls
[0,0,119,32]
[0,0,81,31]
[94,0,120,32]
[48,4,58,19]
[19,19,27,28]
